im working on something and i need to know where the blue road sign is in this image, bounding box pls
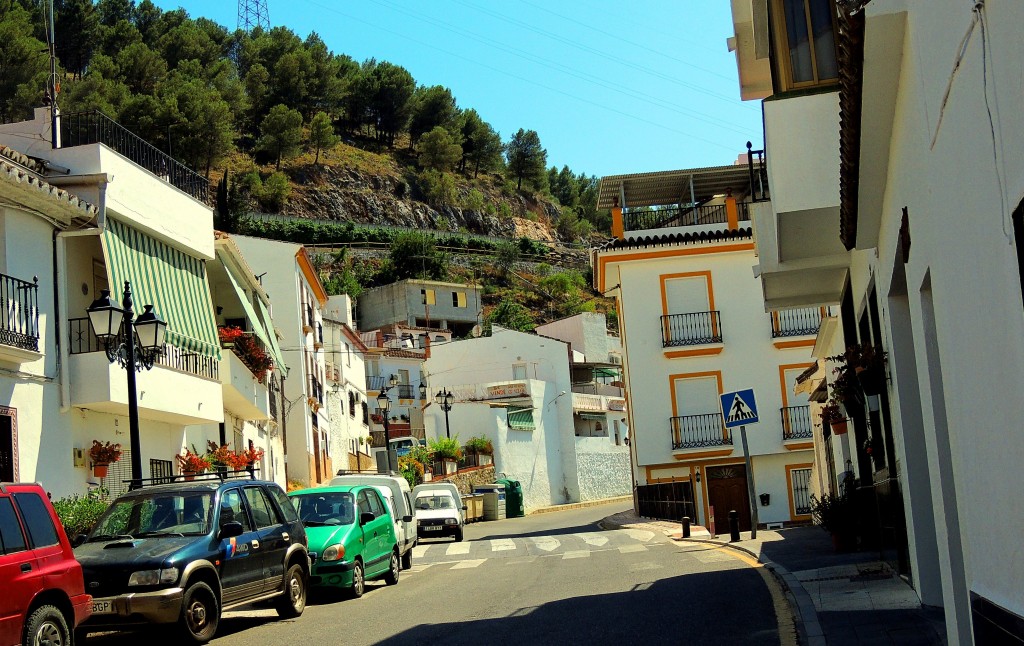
[720,388,759,428]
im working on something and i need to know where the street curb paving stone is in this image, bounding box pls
[528,495,633,515]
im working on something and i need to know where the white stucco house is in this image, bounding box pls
[727,1,1024,642]
[321,295,373,472]
[593,163,820,533]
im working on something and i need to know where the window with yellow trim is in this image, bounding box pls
[421,289,435,305]
[771,0,839,92]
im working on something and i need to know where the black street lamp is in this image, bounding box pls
[435,387,454,439]
[87,282,167,489]
[376,391,392,473]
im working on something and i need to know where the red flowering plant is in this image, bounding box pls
[89,440,122,465]
[218,326,245,346]
[220,327,273,380]
[176,445,211,474]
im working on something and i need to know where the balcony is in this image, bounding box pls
[670,413,733,450]
[367,375,388,391]
[449,379,532,403]
[781,406,814,442]
[623,203,750,233]
[66,318,223,424]
[572,392,626,413]
[770,307,831,338]
[59,111,208,202]
[394,384,417,399]
[0,273,40,363]
[661,312,722,347]
[220,349,270,421]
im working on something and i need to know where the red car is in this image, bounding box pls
[0,483,91,646]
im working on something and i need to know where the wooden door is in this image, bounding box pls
[706,465,751,532]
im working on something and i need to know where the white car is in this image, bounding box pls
[414,489,464,542]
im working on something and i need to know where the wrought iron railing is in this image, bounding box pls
[367,375,388,391]
[623,203,751,232]
[670,413,732,449]
[67,317,219,380]
[747,141,769,202]
[59,111,209,202]
[661,311,722,347]
[781,405,814,440]
[0,273,39,352]
[220,329,270,383]
[395,384,416,399]
[770,307,831,338]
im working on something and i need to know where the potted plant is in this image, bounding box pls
[89,440,122,478]
[465,436,494,466]
[820,403,848,435]
[809,487,858,552]
[428,437,462,475]
[218,326,244,349]
[176,446,211,480]
[828,344,888,402]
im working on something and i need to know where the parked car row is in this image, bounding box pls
[1,472,474,646]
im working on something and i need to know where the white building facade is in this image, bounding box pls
[321,295,372,472]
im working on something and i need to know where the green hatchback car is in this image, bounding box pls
[288,486,400,597]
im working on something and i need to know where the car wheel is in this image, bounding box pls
[348,559,365,598]
[178,582,219,643]
[275,563,307,618]
[455,526,464,542]
[24,605,69,646]
[401,549,413,570]
[384,550,400,586]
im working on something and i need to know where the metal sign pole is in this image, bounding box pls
[739,425,758,539]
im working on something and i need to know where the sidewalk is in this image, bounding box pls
[603,511,946,645]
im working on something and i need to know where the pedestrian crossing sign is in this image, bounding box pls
[720,388,759,428]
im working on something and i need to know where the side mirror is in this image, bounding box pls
[461,505,467,511]
[402,515,413,523]
[72,534,88,548]
[219,521,244,539]
[359,512,375,526]
[308,552,318,564]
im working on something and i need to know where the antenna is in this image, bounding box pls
[238,0,270,32]
[43,0,59,148]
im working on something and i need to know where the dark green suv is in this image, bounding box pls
[73,476,309,643]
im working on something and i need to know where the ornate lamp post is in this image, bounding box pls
[435,388,454,439]
[374,374,400,473]
[86,282,167,489]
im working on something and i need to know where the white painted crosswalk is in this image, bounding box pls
[530,536,560,552]
[446,542,472,556]
[489,538,517,551]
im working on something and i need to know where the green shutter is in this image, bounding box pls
[101,218,220,359]
[507,407,535,431]
[255,295,287,374]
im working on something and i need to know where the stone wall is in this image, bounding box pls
[576,451,632,501]
[431,466,496,494]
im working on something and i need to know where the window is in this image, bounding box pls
[1013,199,1024,304]
[243,487,278,529]
[772,0,838,90]
[366,490,386,517]
[357,490,373,516]
[267,486,300,523]
[507,406,535,431]
[789,466,813,516]
[0,497,27,554]
[219,489,253,532]
[452,291,467,308]
[150,459,174,485]
[512,363,527,380]
[421,289,435,305]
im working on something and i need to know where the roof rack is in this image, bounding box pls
[125,468,261,490]
[334,469,397,477]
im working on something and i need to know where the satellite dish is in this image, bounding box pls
[471,324,482,338]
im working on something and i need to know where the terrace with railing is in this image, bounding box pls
[770,307,832,338]
[67,317,219,380]
[670,413,733,450]
[781,406,814,441]
[0,273,39,354]
[623,202,750,232]
[661,311,722,347]
[59,111,209,202]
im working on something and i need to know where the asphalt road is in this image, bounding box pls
[87,501,781,645]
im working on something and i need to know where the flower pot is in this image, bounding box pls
[183,471,196,481]
[93,464,109,479]
[855,365,886,395]
[830,419,849,435]
[478,454,493,466]
[444,460,457,475]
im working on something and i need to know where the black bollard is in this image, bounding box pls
[729,510,741,542]
[682,516,691,538]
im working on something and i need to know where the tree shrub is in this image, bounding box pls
[52,495,109,538]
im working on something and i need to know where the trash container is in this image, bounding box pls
[473,484,506,520]
[497,478,524,517]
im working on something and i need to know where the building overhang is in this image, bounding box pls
[727,0,772,101]
[755,256,849,311]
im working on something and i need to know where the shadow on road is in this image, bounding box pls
[470,522,608,541]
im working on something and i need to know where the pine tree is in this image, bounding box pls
[308,111,338,165]
[258,104,303,170]
[505,128,547,191]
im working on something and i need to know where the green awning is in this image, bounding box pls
[254,294,287,374]
[101,218,220,359]
[224,265,279,363]
[507,407,536,431]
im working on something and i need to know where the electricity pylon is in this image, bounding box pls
[237,0,270,32]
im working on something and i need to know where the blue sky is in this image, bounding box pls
[155,0,763,178]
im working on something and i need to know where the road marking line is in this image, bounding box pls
[490,538,516,551]
[446,542,472,555]
[562,550,590,559]
[619,544,648,554]
[530,537,560,552]
[412,545,430,558]
[574,532,609,547]
[506,557,538,565]
[620,529,656,542]
[450,559,486,569]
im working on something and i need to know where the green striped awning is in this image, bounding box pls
[507,407,536,431]
[254,296,287,374]
[101,218,220,359]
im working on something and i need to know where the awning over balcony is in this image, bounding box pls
[101,218,220,358]
[224,265,286,371]
[597,164,756,209]
[255,295,287,374]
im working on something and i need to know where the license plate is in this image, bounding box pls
[425,525,441,531]
[92,599,114,615]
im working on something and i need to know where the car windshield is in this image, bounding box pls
[416,495,454,510]
[89,491,213,540]
[291,492,355,527]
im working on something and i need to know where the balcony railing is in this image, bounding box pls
[661,311,722,347]
[59,111,209,202]
[770,307,831,338]
[623,202,750,232]
[68,318,219,380]
[781,406,813,441]
[395,384,416,399]
[220,330,270,383]
[747,142,769,202]
[670,413,732,450]
[367,375,388,391]
[0,273,39,352]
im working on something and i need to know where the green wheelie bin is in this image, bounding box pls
[497,478,525,517]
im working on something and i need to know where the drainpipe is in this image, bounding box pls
[54,176,109,412]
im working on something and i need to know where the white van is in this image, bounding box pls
[414,482,464,521]
[330,473,417,568]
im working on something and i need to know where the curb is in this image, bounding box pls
[680,537,825,646]
[528,495,633,516]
